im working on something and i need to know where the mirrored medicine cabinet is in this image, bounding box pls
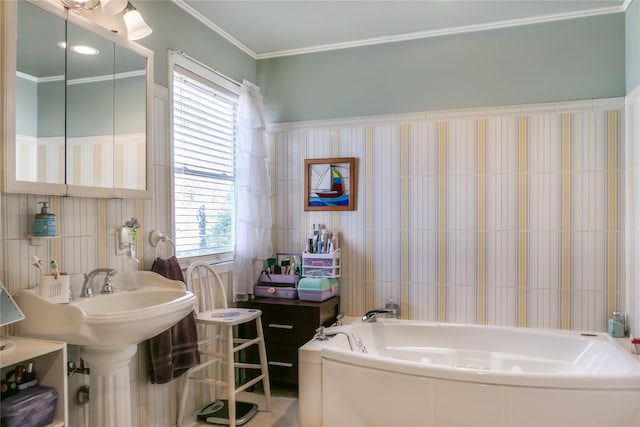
[1,0,153,198]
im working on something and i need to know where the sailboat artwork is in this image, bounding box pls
[310,165,349,206]
[305,157,356,211]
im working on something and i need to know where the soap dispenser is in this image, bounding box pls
[32,202,56,236]
[122,244,139,290]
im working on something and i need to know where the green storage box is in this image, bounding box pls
[297,278,339,302]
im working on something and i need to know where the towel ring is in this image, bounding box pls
[149,230,176,258]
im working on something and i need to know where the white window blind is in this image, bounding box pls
[172,65,238,258]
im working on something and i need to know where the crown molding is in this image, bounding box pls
[267,97,625,132]
[256,5,625,59]
[171,0,256,59]
[172,1,626,60]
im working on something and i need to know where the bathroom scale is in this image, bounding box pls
[196,400,258,426]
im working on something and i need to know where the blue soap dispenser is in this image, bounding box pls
[32,202,56,236]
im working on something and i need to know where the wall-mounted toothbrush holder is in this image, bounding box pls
[39,273,70,304]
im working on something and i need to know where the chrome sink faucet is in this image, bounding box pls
[80,268,117,297]
[362,300,401,322]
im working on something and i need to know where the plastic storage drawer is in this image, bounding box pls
[302,249,341,278]
[254,273,299,299]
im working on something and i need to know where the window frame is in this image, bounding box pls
[168,52,240,267]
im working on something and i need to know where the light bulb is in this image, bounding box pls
[70,45,100,55]
[124,9,152,40]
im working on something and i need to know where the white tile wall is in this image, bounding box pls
[269,98,626,332]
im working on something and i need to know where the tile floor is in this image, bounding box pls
[184,387,300,427]
[238,389,299,427]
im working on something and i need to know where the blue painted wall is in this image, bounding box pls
[628,0,640,93]
[97,2,631,122]
[257,13,625,123]
[37,80,64,137]
[16,77,37,136]
[134,1,256,88]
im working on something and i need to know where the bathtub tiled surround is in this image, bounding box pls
[271,98,626,333]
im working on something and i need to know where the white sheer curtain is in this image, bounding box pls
[233,80,272,300]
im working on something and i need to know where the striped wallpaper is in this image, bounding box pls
[270,99,625,332]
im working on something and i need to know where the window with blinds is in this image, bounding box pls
[172,64,237,259]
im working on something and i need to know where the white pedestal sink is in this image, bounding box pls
[15,271,196,427]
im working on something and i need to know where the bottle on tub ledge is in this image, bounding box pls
[607,311,626,338]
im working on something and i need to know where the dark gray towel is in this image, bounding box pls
[150,256,185,283]
[146,257,200,384]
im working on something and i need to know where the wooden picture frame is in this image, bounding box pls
[304,157,356,211]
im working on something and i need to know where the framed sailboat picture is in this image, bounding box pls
[304,157,356,211]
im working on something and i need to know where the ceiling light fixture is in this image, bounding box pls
[123,2,152,41]
[60,0,152,41]
[60,0,99,9]
[100,0,127,16]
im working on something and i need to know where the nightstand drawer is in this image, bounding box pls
[263,320,314,346]
[266,345,298,384]
[261,306,313,326]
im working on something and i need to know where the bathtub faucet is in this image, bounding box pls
[362,300,400,322]
[362,309,397,322]
[314,326,354,351]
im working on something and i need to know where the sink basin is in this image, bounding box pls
[15,271,196,346]
[16,270,196,427]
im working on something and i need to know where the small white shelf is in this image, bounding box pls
[0,336,68,426]
[27,235,59,246]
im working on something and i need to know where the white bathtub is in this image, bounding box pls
[298,320,640,427]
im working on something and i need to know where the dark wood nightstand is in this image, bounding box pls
[236,296,340,386]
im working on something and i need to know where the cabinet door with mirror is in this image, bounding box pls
[2,0,152,197]
[113,43,147,191]
[14,0,66,193]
